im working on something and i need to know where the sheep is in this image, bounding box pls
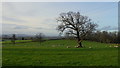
[89,47,91,48]
[67,46,70,48]
[75,46,80,48]
[114,46,118,48]
[75,46,77,48]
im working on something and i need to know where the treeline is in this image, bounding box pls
[2,31,119,44]
[84,31,119,43]
[65,31,119,44]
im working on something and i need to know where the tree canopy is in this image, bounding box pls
[57,11,98,47]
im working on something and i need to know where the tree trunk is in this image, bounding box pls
[76,30,83,48]
[77,39,83,48]
[11,34,16,44]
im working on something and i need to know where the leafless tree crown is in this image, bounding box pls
[57,11,98,39]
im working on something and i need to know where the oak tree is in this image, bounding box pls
[57,11,97,48]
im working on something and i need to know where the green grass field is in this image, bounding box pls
[2,40,119,66]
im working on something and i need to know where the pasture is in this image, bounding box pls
[2,40,119,66]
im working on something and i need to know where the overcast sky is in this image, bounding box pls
[2,2,118,36]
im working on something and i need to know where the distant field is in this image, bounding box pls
[2,40,119,66]
[1,40,31,44]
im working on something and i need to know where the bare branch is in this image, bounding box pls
[56,11,98,41]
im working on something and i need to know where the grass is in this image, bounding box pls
[1,40,31,44]
[2,40,119,66]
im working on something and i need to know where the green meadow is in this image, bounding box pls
[2,40,119,66]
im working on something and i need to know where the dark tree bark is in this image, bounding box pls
[77,30,83,47]
[11,34,16,44]
[78,41,82,47]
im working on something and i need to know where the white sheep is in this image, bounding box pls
[114,46,118,48]
[89,47,91,48]
[67,46,70,48]
[75,46,80,48]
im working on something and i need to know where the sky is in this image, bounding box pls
[2,2,118,36]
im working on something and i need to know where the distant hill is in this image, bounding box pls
[1,34,63,40]
[1,34,33,38]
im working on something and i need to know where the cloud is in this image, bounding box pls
[41,18,57,28]
[14,25,30,29]
[99,26,118,31]
[2,23,17,29]
[2,2,117,36]
[30,18,57,30]
[2,23,30,29]
[2,16,26,23]
[34,27,42,29]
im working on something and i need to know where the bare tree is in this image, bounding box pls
[57,11,98,48]
[35,33,45,43]
[11,34,16,44]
